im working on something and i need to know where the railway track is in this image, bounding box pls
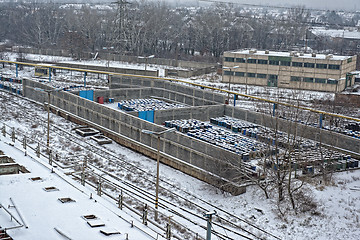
[1,89,281,239]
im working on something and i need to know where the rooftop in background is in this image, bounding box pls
[311,27,360,40]
[226,49,353,61]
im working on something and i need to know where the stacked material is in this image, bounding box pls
[187,127,269,160]
[118,98,185,111]
[164,118,270,160]
[164,119,212,133]
[210,116,258,133]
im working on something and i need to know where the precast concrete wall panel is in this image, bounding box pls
[190,152,206,169]
[102,116,110,129]
[127,89,141,99]
[109,109,119,120]
[177,145,191,161]
[190,139,208,154]
[77,106,85,118]
[163,82,172,89]
[101,107,111,117]
[204,92,214,102]
[152,88,164,98]
[177,85,188,95]
[77,97,86,108]
[130,128,141,142]
[140,88,152,98]
[122,114,132,126]
[95,103,104,114]
[131,116,143,129]
[142,79,152,87]
[164,140,178,158]
[176,134,193,149]
[133,78,142,86]
[194,89,204,99]
[184,96,194,106]
[120,123,132,138]
[154,80,165,88]
[175,94,185,103]
[69,94,78,105]
[214,94,225,104]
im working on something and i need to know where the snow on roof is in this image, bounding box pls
[311,27,360,40]
[228,49,352,61]
[0,140,159,240]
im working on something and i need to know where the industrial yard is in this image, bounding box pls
[1,50,360,239]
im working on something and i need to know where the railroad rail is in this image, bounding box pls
[0,90,281,239]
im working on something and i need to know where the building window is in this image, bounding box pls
[236,58,246,63]
[347,58,352,63]
[257,73,267,78]
[247,73,256,78]
[280,61,291,66]
[290,76,301,82]
[224,71,233,75]
[328,64,340,70]
[235,72,245,77]
[292,62,303,67]
[258,59,268,64]
[316,64,327,69]
[224,57,235,62]
[303,77,314,82]
[269,60,279,65]
[268,75,278,80]
[247,59,257,64]
[327,79,338,84]
[304,63,315,68]
[315,78,326,83]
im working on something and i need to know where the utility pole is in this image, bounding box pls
[141,128,176,220]
[204,211,216,240]
[47,91,50,154]
[81,156,88,186]
[223,66,239,103]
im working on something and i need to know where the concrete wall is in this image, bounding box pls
[55,62,159,77]
[22,79,246,195]
[93,87,219,106]
[13,47,217,75]
[164,66,215,78]
[154,105,225,125]
[110,75,360,156]
[110,75,227,104]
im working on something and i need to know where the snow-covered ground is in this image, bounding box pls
[1,86,360,239]
[1,52,360,239]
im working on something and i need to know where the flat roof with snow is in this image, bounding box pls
[226,49,352,61]
[0,140,159,240]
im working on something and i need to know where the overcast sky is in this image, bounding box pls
[168,0,360,11]
[246,0,359,11]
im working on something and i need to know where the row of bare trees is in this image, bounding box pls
[1,1,359,61]
[0,1,354,61]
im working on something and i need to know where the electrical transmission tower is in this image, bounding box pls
[112,0,131,52]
